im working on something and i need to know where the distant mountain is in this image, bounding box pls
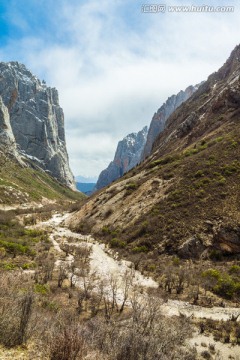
[95,126,148,191]
[0,61,75,189]
[75,175,98,183]
[141,84,200,161]
[76,182,96,195]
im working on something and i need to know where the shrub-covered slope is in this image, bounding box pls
[68,45,240,261]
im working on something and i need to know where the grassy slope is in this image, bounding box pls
[0,156,84,204]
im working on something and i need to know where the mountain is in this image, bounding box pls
[141,84,200,160]
[95,126,148,191]
[75,175,98,183]
[0,62,84,204]
[68,44,240,262]
[0,95,18,157]
[76,182,96,195]
[0,62,75,189]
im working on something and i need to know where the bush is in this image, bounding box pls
[48,323,86,360]
[110,238,126,248]
[229,265,240,275]
[34,284,49,295]
[125,183,138,191]
[201,350,211,359]
[0,293,33,347]
[209,250,223,261]
[132,246,148,253]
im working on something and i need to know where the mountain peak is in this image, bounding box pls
[95,126,148,190]
[141,84,200,160]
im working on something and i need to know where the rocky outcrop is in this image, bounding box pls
[95,126,148,190]
[141,85,200,160]
[0,62,75,189]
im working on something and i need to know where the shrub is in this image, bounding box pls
[48,323,86,360]
[125,183,137,191]
[110,238,126,248]
[194,170,204,178]
[132,246,148,253]
[209,250,223,261]
[22,262,36,270]
[229,265,240,275]
[0,293,33,347]
[202,269,221,280]
[2,262,18,271]
[102,226,111,235]
[201,350,211,359]
[34,284,49,295]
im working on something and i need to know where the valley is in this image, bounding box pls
[0,42,240,359]
[0,208,240,359]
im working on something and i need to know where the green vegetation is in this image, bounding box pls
[110,238,126,248]
[202,268,240,299]
[34,283,49,295]
[0,213,48,269]
[0,155,84,204]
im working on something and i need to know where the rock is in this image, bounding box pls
[95,126,148,190]
[0,95,19,159]
[0,62,75,189]
[141,85,200,160]
[213,226,240,254]
[178,236,205,259]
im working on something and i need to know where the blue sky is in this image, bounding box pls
[0,0,239,177]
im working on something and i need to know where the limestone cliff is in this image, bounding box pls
[0,62,75,189]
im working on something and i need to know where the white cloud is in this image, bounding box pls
[1,0,240,177]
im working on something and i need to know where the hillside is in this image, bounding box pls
[68,45,240,265]
[0,152,83,204]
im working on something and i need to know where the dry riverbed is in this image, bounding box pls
[29,212,240,359]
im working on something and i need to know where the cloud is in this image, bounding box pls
[0,0,239,177]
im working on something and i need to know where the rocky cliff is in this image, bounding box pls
[141,85,200,160]
[95,126,148,190]
[0,62,75,189]
[0,95,17,153]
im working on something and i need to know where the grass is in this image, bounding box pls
[0,214,48,269]
[0,155,84,204]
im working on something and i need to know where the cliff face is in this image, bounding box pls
[0,62,75,189]
[95,126,148,190]
[141,85,200,160]
[0,95,16,151]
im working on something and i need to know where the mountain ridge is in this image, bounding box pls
[67,44,240,263]
[141,84,200,160]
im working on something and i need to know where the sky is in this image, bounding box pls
[0,0,239,178]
